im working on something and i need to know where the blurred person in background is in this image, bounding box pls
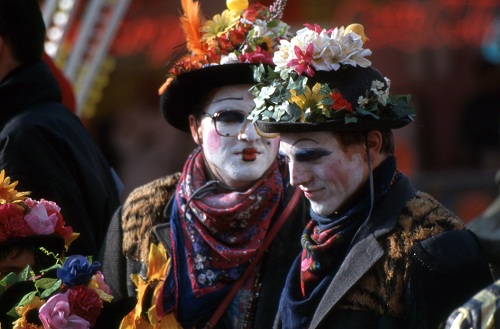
[250,22,494,329]
[468,169,500,278]
[99,0,308,328]
[0,0,121,257]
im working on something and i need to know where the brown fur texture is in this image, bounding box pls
[121,173,181,262]
[336,191,464,316]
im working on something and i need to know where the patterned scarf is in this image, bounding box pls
[300,208,366,297]
[158,147,286,328]
[280,156,400,329]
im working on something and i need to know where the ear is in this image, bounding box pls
[365,130,383,159]
[189,114,202,145]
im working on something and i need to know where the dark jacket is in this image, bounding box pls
[100,172,309,329]
[0,60,121,256]
[275,175,493,329]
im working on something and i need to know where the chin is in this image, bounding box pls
[311,203,337,217]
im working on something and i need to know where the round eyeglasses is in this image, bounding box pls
[203,109,279,138]
[203,110,250,137]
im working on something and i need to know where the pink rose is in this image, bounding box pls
[39,292,90,329]
[24,198,73,240]
[24,202,58,235]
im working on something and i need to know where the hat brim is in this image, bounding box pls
[256,116,413,134]
[160,63,258,132]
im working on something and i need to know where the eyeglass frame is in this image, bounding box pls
[201,109,279,138]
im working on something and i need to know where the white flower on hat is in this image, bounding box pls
[273,24,372,75]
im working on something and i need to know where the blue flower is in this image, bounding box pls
[56,255,101,287]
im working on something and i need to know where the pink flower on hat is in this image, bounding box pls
[23,198,74,241]
[24,201,59,235]
[39,292,90,329]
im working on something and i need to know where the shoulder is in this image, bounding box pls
[400,191,465,232]
[122,173,181,262]
[1,104,80,140]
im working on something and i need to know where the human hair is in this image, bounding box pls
[335,129,395,155]
[0,235,65,272]
[0,0,46,64]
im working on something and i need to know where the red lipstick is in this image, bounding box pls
[242,148,257,161]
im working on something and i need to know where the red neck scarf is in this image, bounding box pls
[176,147,285,295]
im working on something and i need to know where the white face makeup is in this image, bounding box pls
[279,131,369,216]
[193,84,279,189]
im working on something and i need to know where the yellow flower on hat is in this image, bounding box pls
[226,0,248,12]
[0,170,30,205]
[13,296,45,329]
[201,9,240,42]
[289,83,329,122]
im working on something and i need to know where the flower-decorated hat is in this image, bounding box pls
[0,170,78,260]
[249,23,416,133]
[159,0,292,132]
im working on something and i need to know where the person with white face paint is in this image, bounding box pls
[250,22,493,329]
[99,1,308,328]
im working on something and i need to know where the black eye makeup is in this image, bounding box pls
[294,148,332,162]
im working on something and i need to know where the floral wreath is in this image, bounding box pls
[158,0,292,95]
[0,170,113,328]
[0,170,78,248]
[249,23,415,125]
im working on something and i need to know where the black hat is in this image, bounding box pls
[160,63,257,132]
[157,0,293,132]
[250,24,415,134]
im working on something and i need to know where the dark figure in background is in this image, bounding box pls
[0,0,121,257]
[468,169,500,277]
[459,60,500,170]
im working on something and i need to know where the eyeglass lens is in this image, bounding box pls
[214,111,247,137]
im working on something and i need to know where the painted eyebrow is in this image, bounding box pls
[213,97,244,103]
[294,148,332,161]
[292,138,319,146]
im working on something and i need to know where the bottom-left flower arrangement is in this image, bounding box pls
[0,170,113,329]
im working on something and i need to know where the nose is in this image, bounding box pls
[238,120,261,142]
[288,160,311,187]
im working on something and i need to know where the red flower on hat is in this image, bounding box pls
[242,3,268,22]
[67,285,103,327]
[239,46,274,64]
[0,203,32,241]
[288,44,315,77]
[331,92,353,112]
[304,23,334,34]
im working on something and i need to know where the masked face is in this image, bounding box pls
[279,131,369,216]
[190,84,279,189]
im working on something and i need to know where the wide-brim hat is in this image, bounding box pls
[256,65,414,134]
[160,63,257,133]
